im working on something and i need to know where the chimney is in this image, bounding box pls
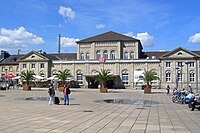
[58,34,61,54]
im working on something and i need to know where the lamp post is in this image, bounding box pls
[185,61,189,88]
[193,57,199,93]
[176,67,179,88]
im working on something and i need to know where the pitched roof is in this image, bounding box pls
[48,53,77,60]
[0,55,24,65]
[77,31,140,43]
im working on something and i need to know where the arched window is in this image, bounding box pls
[189,71,195,82]
[123,52,128,59]
[110,50,115,59]
[130,52,134,59]
[122,70,129,85]
[103,50,108,59]
[165,71,171,82]
[96,50,101,59]
[80,53,84,60]
[86,53,90,60]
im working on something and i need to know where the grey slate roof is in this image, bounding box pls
[77,31,140,43]
[0,55,24,65]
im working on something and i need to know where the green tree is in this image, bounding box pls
[57,68,72,85]
[95,69,113,88]
[142,69,160,87]
[21,70,35,86]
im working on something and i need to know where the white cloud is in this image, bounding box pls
[58,6,75,20]
[96,24,105,29]
[124,32,154,47]
[188,33,200,44]
[61,37,79,48]
[0,27,44,51]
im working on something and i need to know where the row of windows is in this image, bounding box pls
[22,63,45,69]
[1,66,19,72]
[165,71,195,82]
[165,62,195,68]
[80,50,134,60]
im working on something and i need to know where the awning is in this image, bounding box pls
[47,75,58,80]
[3,73,15,79]
[12,76,21,80]
[33,75,44,80]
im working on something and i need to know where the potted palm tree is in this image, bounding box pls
[57,68,72,92]
[95,69,113,93]
[21,70,35,91]
[141,69,160,94]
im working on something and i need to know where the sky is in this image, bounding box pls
[0,0,200,55]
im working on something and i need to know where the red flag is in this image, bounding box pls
[99,57,106,62]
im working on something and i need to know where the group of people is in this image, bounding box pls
[169,85,200,111]
[48,82,71,105]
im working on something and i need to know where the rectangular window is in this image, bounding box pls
[177,62,183,67]
[189,72,195,82]
[178,72,182,82]
[77,74,83,85]
[9,66,13,72]
[122,73,129,85]
[1,66,5,72]
[31,64,35,69]
[16,66,19,72]
[189,62,194,67]
[23,64,26,68]
[166,72,171,82]
[40,63,44,68]
[165,62,171,68]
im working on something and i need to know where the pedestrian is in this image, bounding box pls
[188,85,193,93]
[166,85,170,94]
[63,82,71,105]
[48,83,55,105]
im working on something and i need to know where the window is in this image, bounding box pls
[123,52,128,59]
[77,73,83,85]
[189,62,194,67]
[130,52,134,59]
[16,66,19,72]
[1,66,5,72]
[189,71,195,82]
[40,71,44,77]
[86,53,90,60]
[103,50,108,59]
[122,73,129,85]
[31,64,35,69]
[40,63,44,69]
[166,71,171,82]
[80,53,84,60]
[96,50,101,59]
[9,66,12,72]
[110,50,115,59]
[177,71,183,82]
[166,62,171,68]
[177,62,183,67]
[23,64,26,68]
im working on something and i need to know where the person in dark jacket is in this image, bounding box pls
[48,83,55,105]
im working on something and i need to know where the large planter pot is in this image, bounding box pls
[144,86,151,94]
[23,85,31,91]
[100,88,108,93]
[58,86,64,92]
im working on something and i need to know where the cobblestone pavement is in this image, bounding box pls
[0,88,199,133]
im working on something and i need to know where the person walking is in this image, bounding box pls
[48,83,55,105]
[166,85,170,94]
[63,82,71,105]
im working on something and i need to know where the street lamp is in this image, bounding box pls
[176,67,179,88]
[193,57,199,93]
[185,61,190,88]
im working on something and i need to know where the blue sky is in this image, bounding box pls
[1,0,200,54]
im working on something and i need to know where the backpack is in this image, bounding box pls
[67,88,71,94]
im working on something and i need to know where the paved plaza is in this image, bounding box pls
[0,88,200,133]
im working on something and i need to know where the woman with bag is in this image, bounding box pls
[63,82,71,105]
